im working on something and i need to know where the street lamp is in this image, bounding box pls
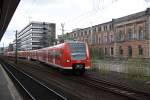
[15,30,18,63]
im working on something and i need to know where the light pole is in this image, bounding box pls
[2,42,4,55]
[61,23,65,41]
[15,30,18,64]
[90,22,93,45]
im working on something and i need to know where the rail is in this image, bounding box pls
[0,59,67,100]
[80,75,150,100]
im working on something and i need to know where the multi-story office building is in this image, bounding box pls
[17,21,56,50]
[67,8,150,58]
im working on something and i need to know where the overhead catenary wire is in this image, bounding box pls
[23,0,37,18]
[66,0,119,30]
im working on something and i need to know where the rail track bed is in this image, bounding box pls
[0,58,67,100]
[2,56,150,100]
[78,76,150,100]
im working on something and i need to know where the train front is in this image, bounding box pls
[66,41,91,74]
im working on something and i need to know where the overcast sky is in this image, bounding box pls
[0,0,149,47]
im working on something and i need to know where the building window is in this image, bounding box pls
[99,37,100,44]
[94,36,96,44]
[128,28,133,40]
[111,47,114,55]
[93,28,97,33]
[96,36,98,44]
[98,26,101,32]
[128,46,132,57]
[32,42,41,45]
[139,27,144,40]
[104,48,107,55]
[89,30,91,34]
[105,26,108,31]
[74,33,76,37]
[81,32,83,36]
[119,46,123,55]
[119,30,124,41]
[138,45,143,55]
[109,24,113,30]
[104,36,107,43]
[110,35,113,42]
[77,32,80,36]
[84,30,87,35]
[104,26,107,31]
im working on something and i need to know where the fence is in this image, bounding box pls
[90,60,150,77]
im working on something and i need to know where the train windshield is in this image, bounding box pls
[68,42,86,60]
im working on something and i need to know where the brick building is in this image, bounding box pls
[67,8,150,58]
[114,9,149,58]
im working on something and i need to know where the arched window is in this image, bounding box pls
[128,46,132,57]
[128,28,133,40]
[138,45,143,55]
[119,30,124,41]
[104,48,107,55]
[99,37,101,44]
[139,27,144,40]
[111,47,114,55]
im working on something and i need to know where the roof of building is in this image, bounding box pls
[114,8,150,23]
[18,21,56,34]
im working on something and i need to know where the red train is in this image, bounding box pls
[6,41,91,75]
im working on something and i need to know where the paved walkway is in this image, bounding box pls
[0,64,22,100]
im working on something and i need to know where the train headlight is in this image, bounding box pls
[66,60,70,63]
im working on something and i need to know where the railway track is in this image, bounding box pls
[76,75,150,100]
[29,60,150,100]
[3,57,150,100]
[0,59,67,100]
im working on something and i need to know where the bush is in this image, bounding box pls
[90,48,104,60]
[123,58,148,80]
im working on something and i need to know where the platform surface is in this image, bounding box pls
[0,64,22,100]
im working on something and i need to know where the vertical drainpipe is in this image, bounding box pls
[146,8,150,58]
[113,19,118,58]
[148,15,150,58]
[90,22,93,45]
[124,24,127,58]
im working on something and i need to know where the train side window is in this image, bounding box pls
[49,52,53,57]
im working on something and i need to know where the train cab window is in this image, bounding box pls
[68,43,86,53]
[68,42,86,60]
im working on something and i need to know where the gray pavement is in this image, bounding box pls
[0,64,22,100]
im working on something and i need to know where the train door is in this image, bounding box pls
[59,48,64,66]
[46,49,49,63]
[48,49,51,63]
[42,50,46,62]
[52,48,56,64]
[55,48,61,66]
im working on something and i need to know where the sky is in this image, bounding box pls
[0,0,149,47]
